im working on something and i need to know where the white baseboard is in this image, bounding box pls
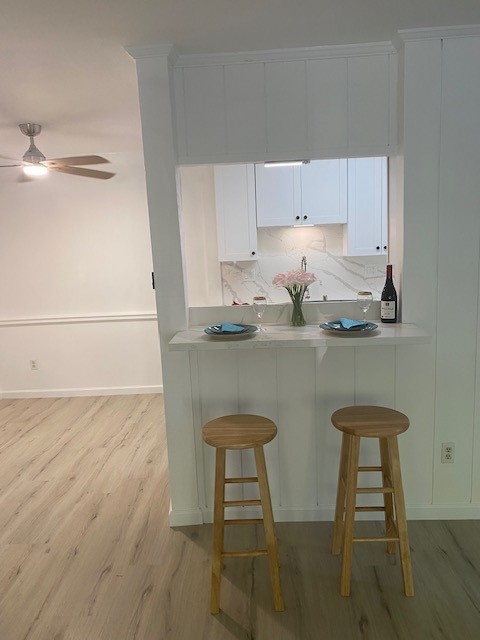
[0,385,163,399]
[169,508,204,527]
[170,503,480,526]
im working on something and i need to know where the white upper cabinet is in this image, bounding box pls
[344,157,388,256]
[255,165,301,227]
[256,160,347,227]
[174,46,397,163]
[214,164,258,261]
[300,160,347,224]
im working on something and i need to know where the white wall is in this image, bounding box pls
[0,151,162,397]
[178,165,223,307]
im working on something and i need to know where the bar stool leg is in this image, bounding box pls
[254,445,285,612]
[387,436,414,597]
[210,448,226,614]
[340,435,360,596]
[379,438,396,554]
[332,433,350,554]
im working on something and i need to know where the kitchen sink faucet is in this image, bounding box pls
[301,256,311,299]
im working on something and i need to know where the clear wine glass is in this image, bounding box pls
[252,296,267,332]
[356,291,373,323]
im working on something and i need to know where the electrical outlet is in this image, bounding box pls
[30,359,39,371]
[365,265,376,278]
[441,442,455,464]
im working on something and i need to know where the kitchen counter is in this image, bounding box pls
[169,322,429,351]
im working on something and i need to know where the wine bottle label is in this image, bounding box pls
[381,301,396,319]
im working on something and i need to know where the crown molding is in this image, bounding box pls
[175,41,395,68]
[125,44,178,64]
[398,24,480,42]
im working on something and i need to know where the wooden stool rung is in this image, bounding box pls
[358,465,383,471]
[355,506,386,512]
[353,536,400,543]
[356,486,394,494]
[223,498,262,507]
[225,518,263,525]
[225,476,258,484]
[222,549,268,558]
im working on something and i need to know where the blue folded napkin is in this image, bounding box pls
[339,318,368,329]
[211,323,246,333]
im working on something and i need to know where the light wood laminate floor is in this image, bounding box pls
[0,395,479,640]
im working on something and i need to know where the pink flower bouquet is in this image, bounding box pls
[273,269,317,326]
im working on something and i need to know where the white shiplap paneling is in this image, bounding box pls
[434,36,480,504]
[264,60,308,156]
[306,57,348,154]
[225,62,267,155]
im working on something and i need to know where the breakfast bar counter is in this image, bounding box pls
[166,313,431,527]
[168,322,429,351]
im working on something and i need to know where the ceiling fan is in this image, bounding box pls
[0,124,115,180]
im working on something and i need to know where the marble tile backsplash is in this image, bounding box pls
[221,225,387,305]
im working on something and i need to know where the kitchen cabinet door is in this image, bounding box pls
[214,164,258,261]
[255,164,301,227]
[300,159,348,224]
[344,157,387,256]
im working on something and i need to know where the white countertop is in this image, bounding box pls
[168,322,429,351]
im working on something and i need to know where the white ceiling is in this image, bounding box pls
[1,0,479,162]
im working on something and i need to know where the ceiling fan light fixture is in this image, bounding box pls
[23,164,48,177]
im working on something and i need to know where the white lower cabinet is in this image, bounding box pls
[214,164,258,261]
[344,157,388,256]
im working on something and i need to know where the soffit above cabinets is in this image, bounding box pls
[173,42,398,165]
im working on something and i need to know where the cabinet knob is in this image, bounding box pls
[376,246,380,251]
[383,245,387,250]
[303,215,308,220]
[251,251,256,256]
[295,216,300,221]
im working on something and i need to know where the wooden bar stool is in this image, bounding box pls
[202,414,284,614]
[331,405,414,597]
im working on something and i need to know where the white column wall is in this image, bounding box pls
[128,46,201,523]
[402,35,480,509]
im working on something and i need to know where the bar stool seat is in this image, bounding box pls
[331,405,414,597]
[202,414,284,614]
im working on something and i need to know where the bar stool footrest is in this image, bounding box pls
[222,549,269,558]
[223,499,262,507]
[225,477,258,484]
[225,518,263,525]
[353,536,399,543]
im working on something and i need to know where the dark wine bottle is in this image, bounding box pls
[381,264,397,323]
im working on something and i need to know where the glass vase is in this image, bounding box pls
[290,296,306,327]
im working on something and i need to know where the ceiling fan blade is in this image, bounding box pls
[49,165,115,180]
[0,164,21,167]
[45,155,110,166]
